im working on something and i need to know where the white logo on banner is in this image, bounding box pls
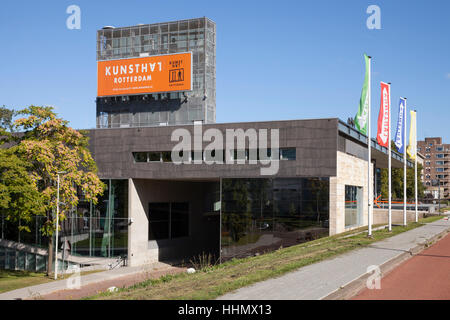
[378,87,389,145]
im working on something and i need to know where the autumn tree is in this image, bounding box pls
[13,106,105,276]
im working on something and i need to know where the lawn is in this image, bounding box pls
[438,207,450,213]
[0,269,104,294]
[0,270,51,294]
[89,215,443,300]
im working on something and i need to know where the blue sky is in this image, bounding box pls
[1,0,449,141]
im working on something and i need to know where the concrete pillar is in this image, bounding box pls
[127,178,155,266]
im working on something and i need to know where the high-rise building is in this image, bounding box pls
[417,137,450,199]
[95,17,216,128]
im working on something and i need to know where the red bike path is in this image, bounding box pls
[353,232,450,300]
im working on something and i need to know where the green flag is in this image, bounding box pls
[354,54,370,135]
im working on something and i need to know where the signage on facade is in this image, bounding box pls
[97,52,192,97]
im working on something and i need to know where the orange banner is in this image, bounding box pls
[97,52,192,97]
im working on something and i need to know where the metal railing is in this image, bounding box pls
[338,120,414,168]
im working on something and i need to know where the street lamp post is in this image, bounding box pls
[438,178,441,215]
[54,171,66,280]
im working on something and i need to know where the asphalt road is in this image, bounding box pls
[353,232,450,300]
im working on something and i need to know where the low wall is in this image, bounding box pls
[0,239,48,255]
[373,209,424,225]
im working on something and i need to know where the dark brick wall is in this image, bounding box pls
[87,118,339,180]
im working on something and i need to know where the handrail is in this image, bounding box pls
[338,120,414,168]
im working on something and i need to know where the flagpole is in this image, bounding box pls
[415,110,418,222]
[388,83,392,232]
[367,56,373,237]
[403,98,407,226]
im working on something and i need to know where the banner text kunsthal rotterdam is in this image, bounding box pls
[97,52,192,96]
[0,17,418,272]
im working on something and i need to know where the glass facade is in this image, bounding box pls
[344,185,363,228]
[0,179,128,271]
[221,178,329,261]
[0,248,49,272]
[148,202,189,240]
[59,179,128,258]
[96,17,216,128]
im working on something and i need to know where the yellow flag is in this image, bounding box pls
[407,110,417,160]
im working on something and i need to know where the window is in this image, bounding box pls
[170,203,189,238]
[191,150,203,162]
[257,148,271,161]
[133,152,147,162]
[426,155,431,159]
[436,161,445,165]
[232,149,246,162]
[426,161,431,166]
[280,148,296,160]
[98,111,109,128]
[149,152,161,162]
[175,150,190,163]
[437,168,445,172]
[345,185,363,227]
[437,175,445,179]
[161,151,172,162]
[204,149,224,163]
[148,202,189,240]
[437,154,444,159]
[169,92,180,99]
[436,147,444,151]
[148,203,170,240]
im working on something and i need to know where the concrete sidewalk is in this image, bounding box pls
[0,261,174,300]
[218,217,450,300]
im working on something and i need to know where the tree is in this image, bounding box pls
[13,106,105,276]
[0,106,15,145]
[380,165,424,200]
[0,147,45,235]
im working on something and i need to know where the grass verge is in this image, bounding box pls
[0,270,51,294]
[0,269,104,294]
[88,216,443,300]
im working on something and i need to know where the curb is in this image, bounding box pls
[322,224,450,300]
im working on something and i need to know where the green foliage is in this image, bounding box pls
[0,147,45,231]
[380,163,425,199]
[0,105,105,275]
[0,106,15,145]
[221,179,252,242]
[12,105,105,236]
